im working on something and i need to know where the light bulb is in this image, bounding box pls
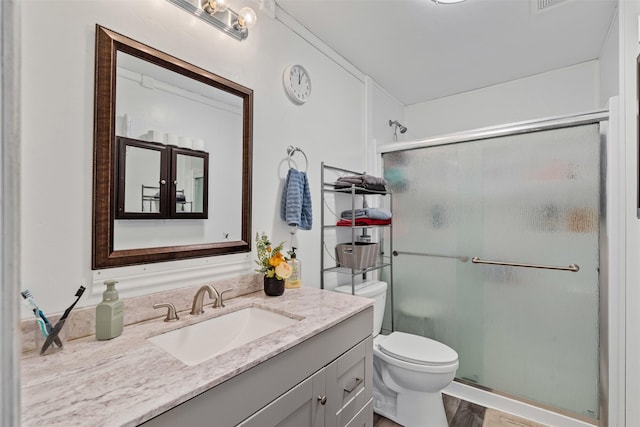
[202,0,229,14]
[237,7,257,29]
[215,0,229,12]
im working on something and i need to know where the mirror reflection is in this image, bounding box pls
[114,51,236,244]
[123,142,163,214]
[176,153,205,214]
[116,137,209,220]
[92,25,253,268]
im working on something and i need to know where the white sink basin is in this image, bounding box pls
[148,306,300,366]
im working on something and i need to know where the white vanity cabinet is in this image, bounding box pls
[142,306,373,427]
[240,336,373,427]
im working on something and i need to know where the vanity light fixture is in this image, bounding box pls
[431,0,466,4]
[166,0,257,41]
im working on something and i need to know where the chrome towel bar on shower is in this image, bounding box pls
[392,250,469,262]
[471,257,580,272]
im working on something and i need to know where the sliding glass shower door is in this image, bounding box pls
[383,123,602,420]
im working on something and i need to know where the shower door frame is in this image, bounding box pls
[378,109,610,426]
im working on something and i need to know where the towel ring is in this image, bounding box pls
[287,145,308,173]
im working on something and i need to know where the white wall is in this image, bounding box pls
[404,61,600,140]
[619,2,640,425]
[365,76,405,173]
[20,0,369,314]
[600,8,620,107]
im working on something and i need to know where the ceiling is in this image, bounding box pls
[275,0,618,106]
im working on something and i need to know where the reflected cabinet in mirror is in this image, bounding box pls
[116,137,209,219]
[93,25,253,269]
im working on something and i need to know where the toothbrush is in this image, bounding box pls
[21,289,51,337]
[59,285,86,322]
[40,285,86,355]
[34,318,48,338]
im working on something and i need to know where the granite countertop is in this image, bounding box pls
[21,287,372,427]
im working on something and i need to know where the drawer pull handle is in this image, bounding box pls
[318,395,327,405]
[344,377,363,393]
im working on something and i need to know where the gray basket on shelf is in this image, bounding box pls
[335,242,379,270]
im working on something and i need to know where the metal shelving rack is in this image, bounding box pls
[320,162,393,308]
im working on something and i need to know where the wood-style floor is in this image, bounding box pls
[373,413,402,427]
[372,394,550,427]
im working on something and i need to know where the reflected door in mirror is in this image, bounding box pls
[172,148,208,217]
[118,138,168,217]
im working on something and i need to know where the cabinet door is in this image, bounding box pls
[325,336,373,427]
[240,368,326,427]
[116,136,169,219]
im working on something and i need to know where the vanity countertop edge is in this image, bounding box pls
[20,287,373,427]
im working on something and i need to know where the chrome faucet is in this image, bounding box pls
[190,285,219,315]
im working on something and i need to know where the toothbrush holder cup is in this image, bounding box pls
[35,321,67,356]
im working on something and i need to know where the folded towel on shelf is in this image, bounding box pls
[340,208,368,219]
[336,218,391,227]
[280,168,312,230]
[340,208,392,221]
[334,183,387,193]
[334,174,388,192]
[337,174,387,186]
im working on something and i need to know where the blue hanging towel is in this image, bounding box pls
[280,168,312,230]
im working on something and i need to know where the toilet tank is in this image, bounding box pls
[334,280,388,337]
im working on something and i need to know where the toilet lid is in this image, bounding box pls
[378,332,458,366]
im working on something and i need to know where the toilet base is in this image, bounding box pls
[373,355,449,427]
[374,390,448,427]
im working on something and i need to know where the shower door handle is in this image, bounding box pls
[393,250,468,262]
[471,257,580,272]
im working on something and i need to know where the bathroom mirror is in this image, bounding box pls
[93,25,253,269]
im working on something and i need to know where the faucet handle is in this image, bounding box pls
[153,303,179,322]
[216,288,233,308]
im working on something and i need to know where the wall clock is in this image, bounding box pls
[283,64,311,105]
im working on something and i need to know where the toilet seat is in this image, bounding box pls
[374,333,459,374]
[378,332,458,366]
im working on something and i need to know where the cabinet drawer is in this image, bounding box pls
[344,399,373,427]
[326,336,373,427]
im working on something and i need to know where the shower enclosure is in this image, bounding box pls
[380,111,608,424]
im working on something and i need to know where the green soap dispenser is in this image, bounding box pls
[96,280,124,340]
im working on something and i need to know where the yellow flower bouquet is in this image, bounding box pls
[255,232,292,280]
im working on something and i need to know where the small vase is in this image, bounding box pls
[263,275,285,297]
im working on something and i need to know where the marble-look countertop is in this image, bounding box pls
[21,287,372,427]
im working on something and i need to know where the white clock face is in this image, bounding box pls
[284,64,311,104]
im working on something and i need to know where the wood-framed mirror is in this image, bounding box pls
[93,25,252,269]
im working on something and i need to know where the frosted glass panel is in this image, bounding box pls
[383,124,601,419]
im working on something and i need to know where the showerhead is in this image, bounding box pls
[389,120,408,138]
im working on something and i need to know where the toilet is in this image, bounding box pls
[334,281,458,427]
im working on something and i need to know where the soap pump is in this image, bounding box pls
[285,247,302,289]
[96,279,124,340]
